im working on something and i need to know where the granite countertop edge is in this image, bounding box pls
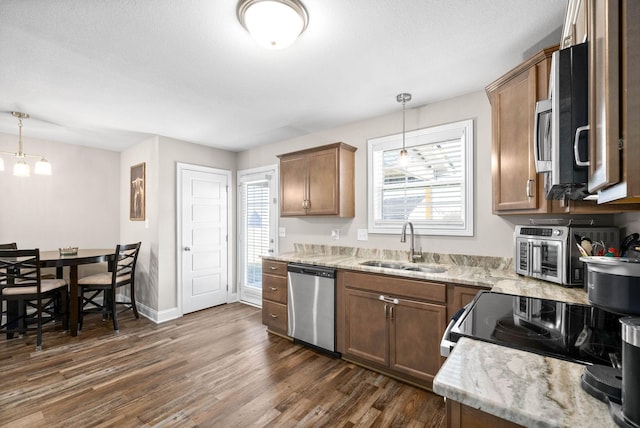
[432,338,616,428]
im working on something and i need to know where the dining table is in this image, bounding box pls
[39,249,115,337]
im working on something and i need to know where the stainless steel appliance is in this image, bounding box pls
[514,224,619,286]
[580,257,640,427]
[440,291,622,365]
[287,263,338,355]
[534,43,590,200]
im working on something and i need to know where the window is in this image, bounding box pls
[367,119,474,236]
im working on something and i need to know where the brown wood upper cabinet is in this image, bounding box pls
[588,0,640,203]
[277,142,357,217]
[486,46,557,214]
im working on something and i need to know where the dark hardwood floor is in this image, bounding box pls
[0,303,445,427]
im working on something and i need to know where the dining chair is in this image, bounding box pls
[0,248,68,350]
[78,242,142,332]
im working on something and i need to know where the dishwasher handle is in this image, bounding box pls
[287,263,336,279]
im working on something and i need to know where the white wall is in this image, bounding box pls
[0,133,119,277]
[238,90,518,258]
[120,136,160,314]
[119,136,237,320]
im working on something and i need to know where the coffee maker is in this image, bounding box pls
[580,257,640,428]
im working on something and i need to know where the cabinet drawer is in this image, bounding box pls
[342,271,446,303]
[263,259,287,277]
[262,274,287,304]
[262,300,288,334]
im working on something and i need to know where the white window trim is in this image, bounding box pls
[367,119,474,236]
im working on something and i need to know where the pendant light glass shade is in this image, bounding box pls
[237,0,308,49]
[34,158,52,175]
[13,160,30,177]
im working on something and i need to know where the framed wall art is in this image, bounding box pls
[130,162,146,221]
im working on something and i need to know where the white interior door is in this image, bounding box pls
[237,166,278,307]
[179,164,230,314]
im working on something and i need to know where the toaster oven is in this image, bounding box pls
[514,225,619,286]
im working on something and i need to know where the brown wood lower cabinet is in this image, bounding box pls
[262,259,288,336]
[447,399,524,428]
[338,270,447,389]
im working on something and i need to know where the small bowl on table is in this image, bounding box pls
[59,247,78,256]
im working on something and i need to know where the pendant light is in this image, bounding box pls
[397,93,412,166]
[237,0,308,49]
[0,112,52,177]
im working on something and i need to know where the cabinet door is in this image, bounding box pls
[588,0,621,193]
[280,154,308,216]
[343,288,389,366]
[307,148,339,215]
[490,67,539,211]
[389,298,447,385]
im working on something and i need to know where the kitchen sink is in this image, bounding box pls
[359,260,446,273]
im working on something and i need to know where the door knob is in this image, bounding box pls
[184,246,191,251]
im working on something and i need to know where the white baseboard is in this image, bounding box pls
[135,301,180,324]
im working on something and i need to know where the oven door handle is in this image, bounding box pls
[531,242,542,274]
[440,305,468,358]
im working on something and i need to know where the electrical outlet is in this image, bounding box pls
[357,229,368,241]
[331,229,340,240]
[278,227,286,238]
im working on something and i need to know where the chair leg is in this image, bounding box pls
[78,286,84,331]
[36,305,42,351]
[60,289,69,332]
[111,288,119,332]
[129,282,139,319]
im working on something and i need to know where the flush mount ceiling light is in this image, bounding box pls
[0,112,52,177]
[237,0,309,50]
[397,93,412,167]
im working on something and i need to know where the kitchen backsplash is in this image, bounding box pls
[291,243,514,271]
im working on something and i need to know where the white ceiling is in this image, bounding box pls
[0,0,567,153]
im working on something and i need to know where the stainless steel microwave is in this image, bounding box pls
[533,43,590,200]
[514,225,619,286]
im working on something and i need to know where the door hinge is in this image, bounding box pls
[619,139,624,150]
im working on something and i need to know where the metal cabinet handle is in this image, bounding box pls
[384,304,389,318]
[270,266,278,270]
[184,246,191,252]
[270,314,278,318]
[389,306,394,320]
[526,179,534,198]
[270,287,278,291]
[574,125,590,167]
[378,295,399,305]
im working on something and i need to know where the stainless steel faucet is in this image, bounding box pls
[400,221,422,262]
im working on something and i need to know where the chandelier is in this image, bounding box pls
[0,112,51,177]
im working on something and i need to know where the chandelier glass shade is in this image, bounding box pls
[237,0,308,49]
[0,112,51,177]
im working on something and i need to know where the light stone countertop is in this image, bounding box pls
[433,338,616,428]
[265,246,611,427]
[266,249,590,304]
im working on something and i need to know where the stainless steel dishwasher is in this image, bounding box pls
[287,263,338,355]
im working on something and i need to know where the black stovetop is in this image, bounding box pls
[450,291,622,366]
